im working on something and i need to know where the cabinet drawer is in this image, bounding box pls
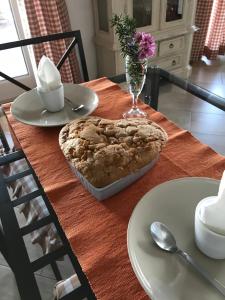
[158,55,182,70]
[159,36,184,57]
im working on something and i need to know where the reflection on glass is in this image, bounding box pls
[166,0,183,22]
[97,0,109,32]
[133,0,152,28]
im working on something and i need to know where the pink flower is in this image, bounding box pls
[134,32,156,60]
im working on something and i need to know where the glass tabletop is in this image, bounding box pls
[158,64,225,157]
[113,63,225,156]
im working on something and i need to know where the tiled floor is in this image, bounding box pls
[1,56,225,299]
[158,56,225,156]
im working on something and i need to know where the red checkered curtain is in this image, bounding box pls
[24,0,82,83]
[204,0,225,59]
[191,0,213,62]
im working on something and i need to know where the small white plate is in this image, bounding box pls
[11,83,99,127]
[127,177,225,300]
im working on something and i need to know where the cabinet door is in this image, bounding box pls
[160,0,188,29]
[127,0,160,32]
[93,0,128,44]
[93,0,111,37]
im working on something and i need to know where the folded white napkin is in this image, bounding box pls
[199,170,225,235]
[37,55,62,92]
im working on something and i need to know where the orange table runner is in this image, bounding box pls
[4,78,225,299]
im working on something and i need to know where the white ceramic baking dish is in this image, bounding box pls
[68,156,159,201]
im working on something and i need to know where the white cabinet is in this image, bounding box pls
[93,0,197,78]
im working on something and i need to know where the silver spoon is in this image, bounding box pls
[150,222,225,297]
[64,97,84,112]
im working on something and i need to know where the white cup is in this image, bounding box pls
[37,85,64,112]
[195,197,225,259]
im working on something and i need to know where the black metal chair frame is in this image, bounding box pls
[0,31,94,299]
[0,151,96,300]
[0,30,89,92]
[0,117,96,300]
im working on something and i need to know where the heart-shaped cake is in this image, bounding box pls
[59,117,168,188]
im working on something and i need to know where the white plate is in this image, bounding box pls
[11,83,99,127]
[127,177,225,300]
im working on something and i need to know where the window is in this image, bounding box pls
[0,0,35,102]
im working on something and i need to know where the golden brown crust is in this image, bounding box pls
[59,117,168,188]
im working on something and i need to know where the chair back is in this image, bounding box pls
[0,107,96,300]
[0,30,89,94]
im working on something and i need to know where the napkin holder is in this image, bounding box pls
[37,55,64,112]
[37,85,64,112]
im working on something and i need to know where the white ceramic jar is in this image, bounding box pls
[195,196,225,259]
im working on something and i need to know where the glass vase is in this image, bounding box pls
[123,55,148,119]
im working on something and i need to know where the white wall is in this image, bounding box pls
[66,0,97,80]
